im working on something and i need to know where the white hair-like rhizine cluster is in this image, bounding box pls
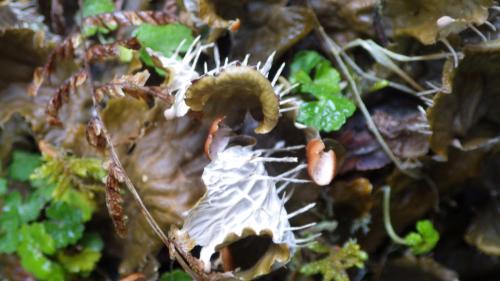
[179,144,316,275]
[148,37,299,120]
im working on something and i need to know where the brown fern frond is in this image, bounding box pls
[87,100,211,279]
[28,33,82,96]
[95,70,171,105]
[86,38,141,61]
[46,70,87,125]
[86,117,108,152]
[105,160,127,238]
[28,67,45,96]
[82,10,177,31]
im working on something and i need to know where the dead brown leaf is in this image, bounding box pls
[383,0,494,44]
[118,106,208,274]
[427,40,500,158]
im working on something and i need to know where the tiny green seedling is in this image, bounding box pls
[300,240,368,281]
[382,186,440,255]
[289,50,356,132]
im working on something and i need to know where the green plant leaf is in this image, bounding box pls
[30,179,57,200]
[0,220,19,253]
[30,157,62,186]
[21,194,48,223]
[300,240,367,281]
[404,220,440,255]
[0,192,22,253]
[58,248,100,275]
[20,223,56,254]
[291,70,313,86]
[44,202,85,249]
[290,51,341,98]
[81,0,116,36]
[0,183,54,253]
[134,23,194,74]
[0,178,7,195]
[297,97,356,132]
[8,151,41,182]
[30,154,104,204]
[118,46,134,62]
[82,0,115,18]
[289,51,355,132]
[0,180,55,252]
[0,191,21,218]
[135,24,194,57]
[57,233,103,275]
[81,232,104,252]
[302,61,341,99]
[290,50,325,78]
[160,269,192,281]
[68,157,107,180]
[59,189,96,222]
[17,224,65,281]
[0,154,100,279]
[369,79,389,92]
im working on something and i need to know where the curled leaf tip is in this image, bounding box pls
[185,65,280,134]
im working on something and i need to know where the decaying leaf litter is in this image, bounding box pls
[0,0,499,280]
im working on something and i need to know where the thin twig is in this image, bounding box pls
[77,2,207,278]
[82,63,204,281]
[314,24,419,179]
[340,52,417,95]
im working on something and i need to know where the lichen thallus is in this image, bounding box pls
[151,38,322,279]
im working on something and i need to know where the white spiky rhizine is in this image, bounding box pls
[179,145,313,273]
[152,36,296,123]
[146,37,214,119]
[200,50,295,111]
[411,106,432,136]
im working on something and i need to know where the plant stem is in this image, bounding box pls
[314,24,419,179]
[76,4,205,276]
[382,186,407,245]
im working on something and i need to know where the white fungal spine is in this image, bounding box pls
[179,144,314,276]
[146,36,213,119]
[148,39,295,121]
